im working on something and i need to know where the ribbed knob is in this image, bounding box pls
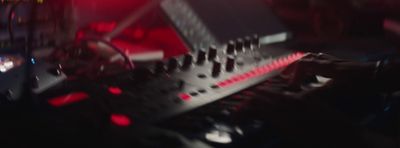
[212,61,222,77]
[208,46,218,61]
[226,40,235,55]
[181,54,193,70]
[197,49,207,65]
[252,35,260,47]
[226,56,235,72]
[235,39,244,52]
[244,36,252,49]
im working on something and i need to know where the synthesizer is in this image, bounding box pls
[47,36,305,124]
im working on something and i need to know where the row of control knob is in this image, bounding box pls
[226,35,259,54]
[210,56,235,77]
[153,36,259,76]
[154,50,236,76]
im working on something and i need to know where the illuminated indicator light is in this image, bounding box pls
[286,54,294,61]
[214,53,304,88]
[218,82,227,86]
[244,73,253,78]
[270,62,278,69]
[224,80,236,86]
[48,92,89,107]
[111,114,132,127]
[238,75,247,80]
[232,76,241,82]
[108,87,123,95]
[278,58,286,66]
[215,53,304,88]
[255,68,264,74]
[274,59,281,66]
[246,72,257,77]
[225,79,235,84]
[263,67,272,72]
[178,93,191,101]
[218,82,230,87]
[31,58,36,64]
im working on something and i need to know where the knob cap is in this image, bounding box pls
[181,54,193,70]
[252,35,259,47]
[226,40,235,55]
[212,61,222,77]
[226,56,235,72]
[167,58,179,72]
[244,36,252,49]
[197,49,207,65]
[235,39,244,52]
[154,61,166,73]
[208,46,218,61]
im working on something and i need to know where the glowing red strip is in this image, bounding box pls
[48,92,89,107]
[217,52,304,88]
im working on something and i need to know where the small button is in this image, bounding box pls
[211,85,219,89]
[198,89,207,93]
[198,74,207,79]
[190,92,199,96]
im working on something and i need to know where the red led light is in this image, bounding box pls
[111,114,132,127]
[48,92,89,107]
[108,86,123,95]
[178,93,191,101]
[215,52,304,88]
[238,75,247,80]
[232,76,241,82]
[217,83,225,87]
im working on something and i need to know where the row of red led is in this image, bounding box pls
[177,52,305,102]
[216,52,305,88]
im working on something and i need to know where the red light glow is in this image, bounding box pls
[110,114,132,127]
[48,92,89,107]
[89,21,117,33]
[108,86,123,95]
[178,93,191,101]
[217,52,304,88]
